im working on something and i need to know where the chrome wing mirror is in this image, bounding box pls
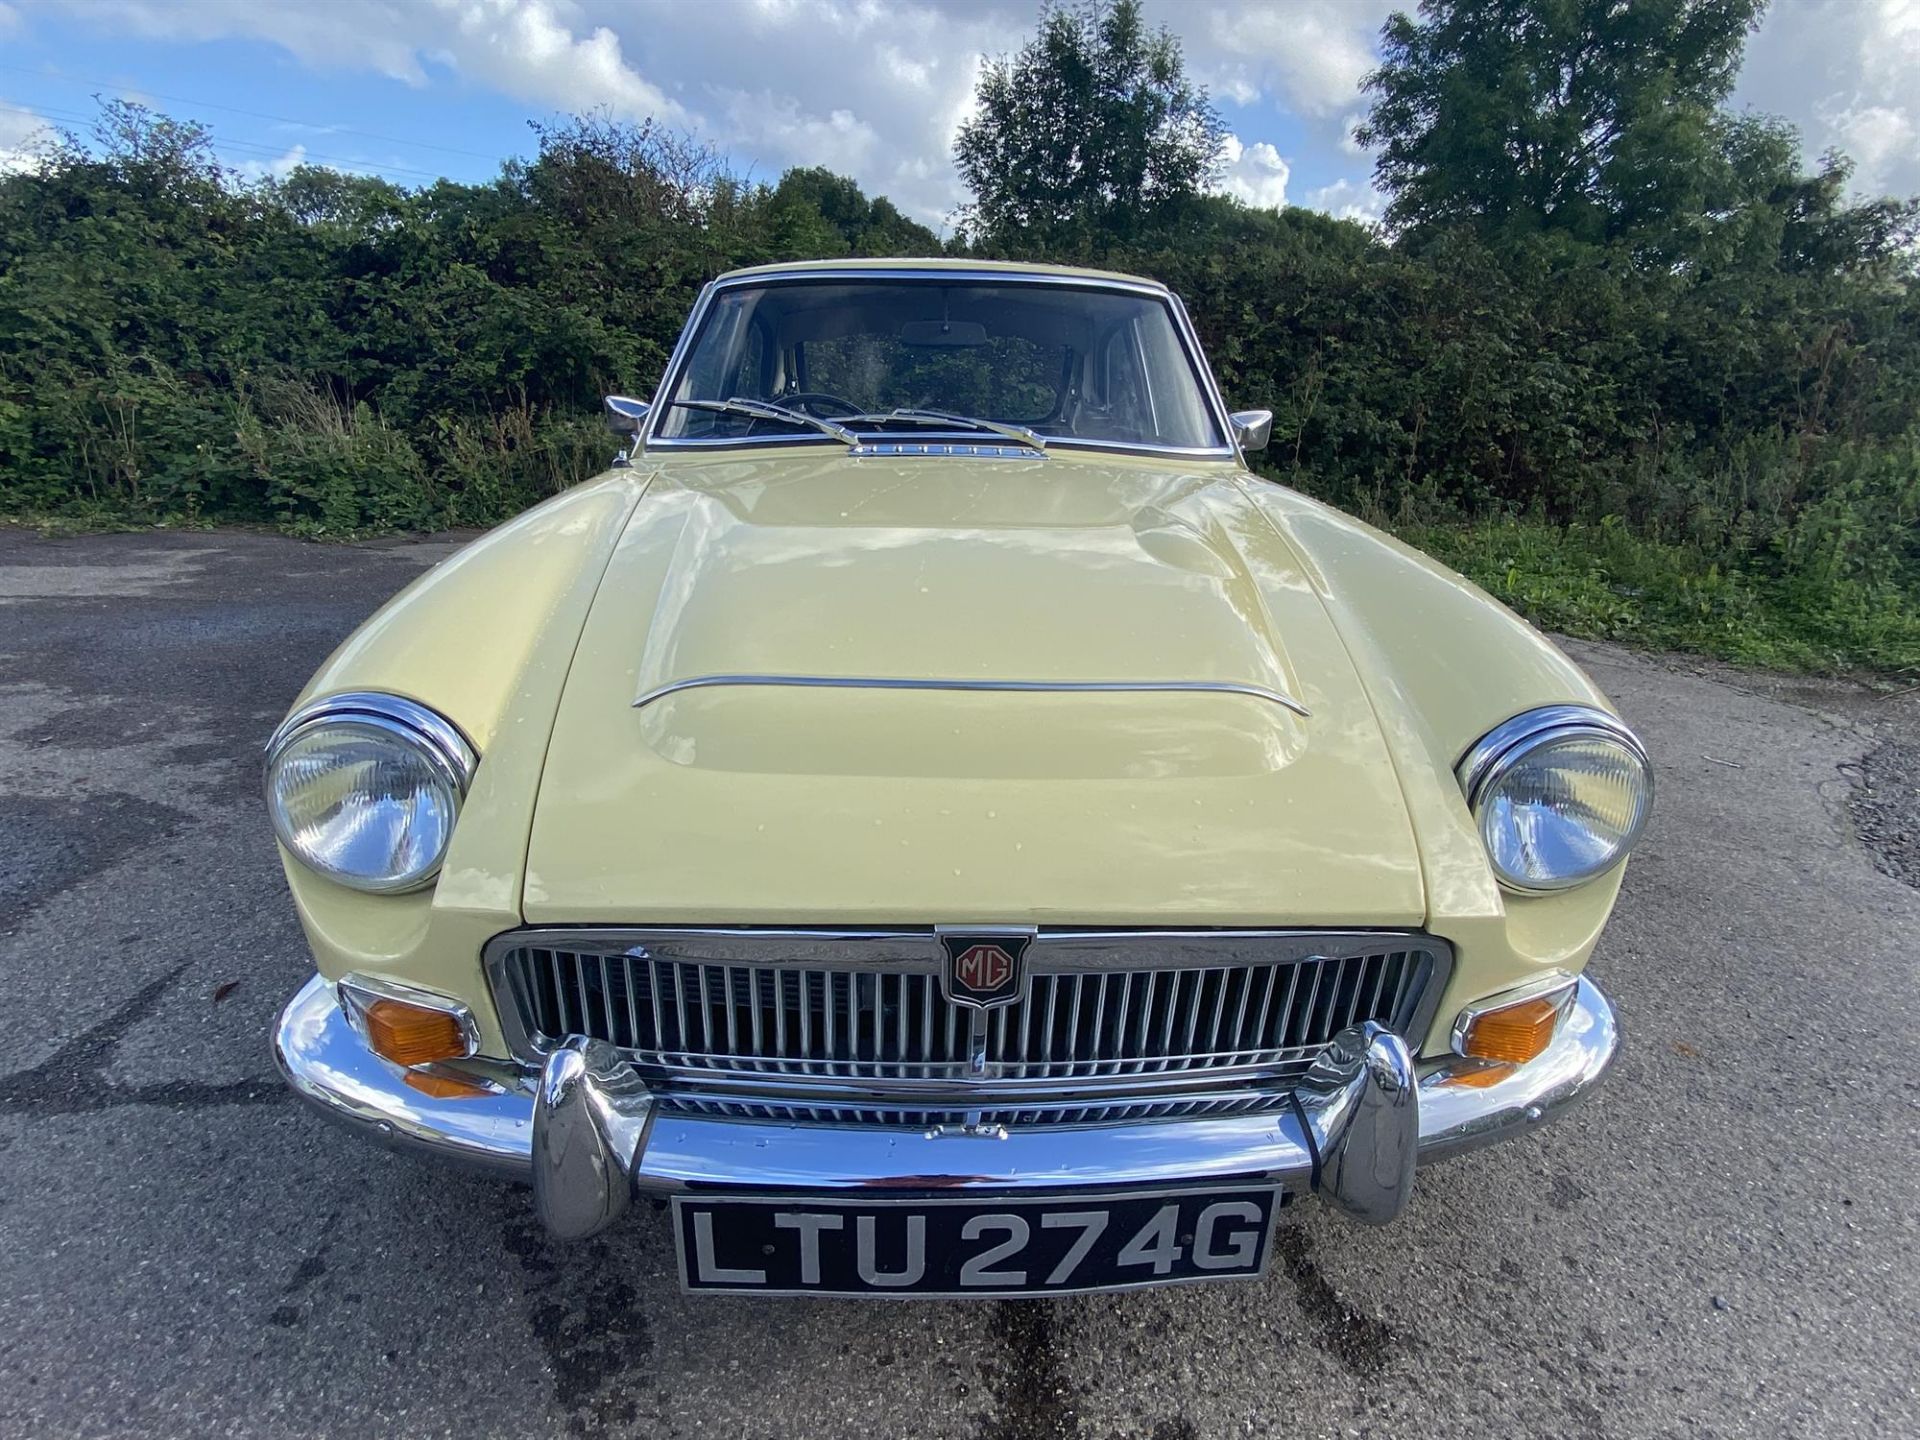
[1230,409,1273,453]
[604,395,651,468]
[604,395,650,436]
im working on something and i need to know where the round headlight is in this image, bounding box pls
[265,693,477,893]
[1458,705,1652,893]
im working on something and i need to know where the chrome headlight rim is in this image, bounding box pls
[264,691,478,894]
[1457,703,1653,894]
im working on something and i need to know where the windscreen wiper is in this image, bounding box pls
[847,408,1047,453]
[669,397,860,447]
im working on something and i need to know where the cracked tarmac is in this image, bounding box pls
[0,528,1915,1439]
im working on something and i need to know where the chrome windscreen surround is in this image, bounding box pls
[482,928,1452,1129]
[639,266,1243,461]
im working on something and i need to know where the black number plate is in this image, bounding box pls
[672,1187,1279,1297]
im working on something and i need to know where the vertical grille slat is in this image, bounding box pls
[1365,954,1391,1027]
[570,953,591,1040]
[823,972,838,1068]
[646,959,666,1052]
[919,974,934,1063]
[1293,960,1324,1049]
[1247,964,1280,1060]
[504,938,1440,1103]
[1134,972,1157,1059]
[1200,968,1226,1060]
[1064,975,1085,1073]
[1016,977,1034,1075]
[620,955,640,1051]
[593,953,611,1048]
[1156,969,1186,1071]
[1089,975,1110,1078]
[1224,966,1253,1061]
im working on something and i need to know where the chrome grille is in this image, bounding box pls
[488,929,1447,1127]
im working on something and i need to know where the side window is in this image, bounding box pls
[1100,323,1151,427]
[728,320,770,400]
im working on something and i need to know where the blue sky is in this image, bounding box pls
[1,1,1914,234]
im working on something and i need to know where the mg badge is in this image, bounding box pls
[938,931,1032,1010]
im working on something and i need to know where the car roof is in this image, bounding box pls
[711,257,1170,291]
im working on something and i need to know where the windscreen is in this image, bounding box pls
[656,279,1225,451]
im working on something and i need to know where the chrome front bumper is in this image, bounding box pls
[273,973,1618,1239]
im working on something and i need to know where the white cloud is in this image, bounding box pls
[1199,1,1392,117]
[0,104,53,173]
[1304,177,1385,226]
[1205,69,1260,107]
[15,0,1915,231]
[717,89,879,178]
[47,0,684,123]
[1214,133,1289,209]
[1734,0,1920,199]
[1824,103,1915,191]
[237,142,309,181]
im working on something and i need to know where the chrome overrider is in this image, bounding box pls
[273,970,1618,1241]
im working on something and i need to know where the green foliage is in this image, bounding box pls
[1405,512,1920,674]
[1358,0,1764,250]
[953,0,1225,253]
[4,0,1920,680]
[0,105,936,536]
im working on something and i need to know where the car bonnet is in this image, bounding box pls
[521,450,1425,926]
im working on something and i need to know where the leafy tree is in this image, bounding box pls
[953,0,1224,253]
[768,167,940,256]
[1357,0,1763,250]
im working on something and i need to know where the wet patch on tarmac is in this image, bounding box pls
[0,794,191,935]
[0,963,288,1117]
[1269,1226,1396,1378]
[501,1201,659,1437]
[977,1300,1079,1440]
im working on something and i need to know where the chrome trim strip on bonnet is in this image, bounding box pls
[631,674,1311,718]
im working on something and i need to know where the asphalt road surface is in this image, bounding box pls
[1,528,1916,1440]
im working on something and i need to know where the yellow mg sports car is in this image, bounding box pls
[270,259,1649,1298]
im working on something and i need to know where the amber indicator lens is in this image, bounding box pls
[1443,1061,1513,1089]
[1460,994,1562,1064]
[364,997,467,1066]
[404,1070,492,1100]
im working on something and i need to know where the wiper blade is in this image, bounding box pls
[847,408,1047,453]
[670,397,859,447]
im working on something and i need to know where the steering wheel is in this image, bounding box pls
[778,391,862,418]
